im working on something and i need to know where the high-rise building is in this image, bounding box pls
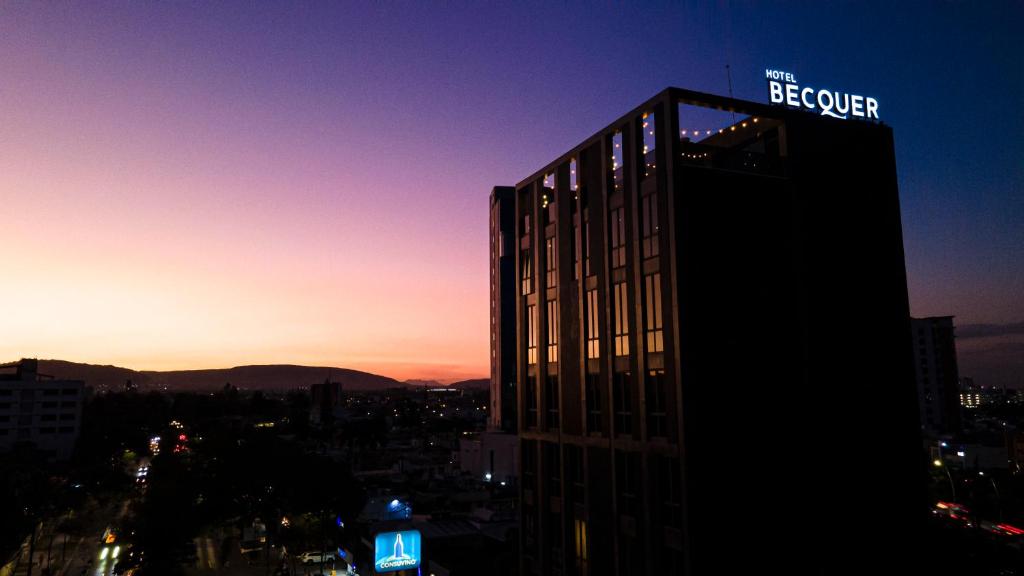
[911,316,961,434]
[310,378,346,426]
[493,88,924,574]
[0,358,85,460]
[490,186,518,433]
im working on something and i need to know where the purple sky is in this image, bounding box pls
[1,2,1021,385]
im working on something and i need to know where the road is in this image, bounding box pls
[7,496,130,576]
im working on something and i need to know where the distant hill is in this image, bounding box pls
[404,379,442,388]
[449,378,489,391]
[403,378,488,390]
[36,360,403,392]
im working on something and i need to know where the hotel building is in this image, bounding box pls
[492,88,924,574]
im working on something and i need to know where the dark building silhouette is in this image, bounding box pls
[0,358,85,460]
[493,88,923,574]
[911,316,961,435]
[490,185,518,433]
[310,378,345,426]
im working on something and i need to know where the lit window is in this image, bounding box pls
[521,249,533,295]
[586,289,600,359]
[527,304,537,365]
[546,300,558,363]
[613,282,630,357]
[644,273,663,353]
[574,518,589,572]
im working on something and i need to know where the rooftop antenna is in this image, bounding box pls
[726,64,736,123]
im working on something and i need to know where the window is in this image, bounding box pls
[583,210,591,276]
[527,304,538,365]
[524,510,537,553]
[573,518,589,574]
[60,401,76,409]
[644,272,664,353]
[646,370,667,439]
[611,131,624,191]
[616,451,640,516]
[548,514,564,576]
[613,282,630,357]
[521,249,533,295]
[62,388,77,396]
[641,193,659,259]
[610,207,626,269]
[58,426,74,433]
[546,300,558,363]
[545,376,560,429]
[542,173,555,225]
[526,377,538,428]
[59,413,75,421]
[40,414,57,422]
[545,443,561,497]
[43,389,59,396]
[586,289,600,359]
[585,374,603,435]
[654,456,682,528]
[572,221,579,281]
[642,111,657,179]
[613,372,632,434]
[567,446,585,504]
[546,237,557,288]
[523,440,537,484]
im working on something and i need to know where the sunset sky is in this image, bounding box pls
[1,3,1021,384]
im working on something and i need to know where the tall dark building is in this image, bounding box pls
[911,316,962,435]
[490,185,518,433]
[493,88,924,574]
[309,378,345,427]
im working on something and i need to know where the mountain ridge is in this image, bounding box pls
[33,359,405,392]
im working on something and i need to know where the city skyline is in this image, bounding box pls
[1,2,1021,384]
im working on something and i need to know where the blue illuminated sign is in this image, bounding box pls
[373,530,421,573]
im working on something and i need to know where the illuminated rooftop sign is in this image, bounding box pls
[765,69,878,120]
[374,530,421,573]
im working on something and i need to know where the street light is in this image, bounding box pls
[979,471,1003,522]
[934,459,956,501]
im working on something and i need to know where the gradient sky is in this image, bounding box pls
[1,2,1021,384]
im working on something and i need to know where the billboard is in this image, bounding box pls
[373,530,421,573]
